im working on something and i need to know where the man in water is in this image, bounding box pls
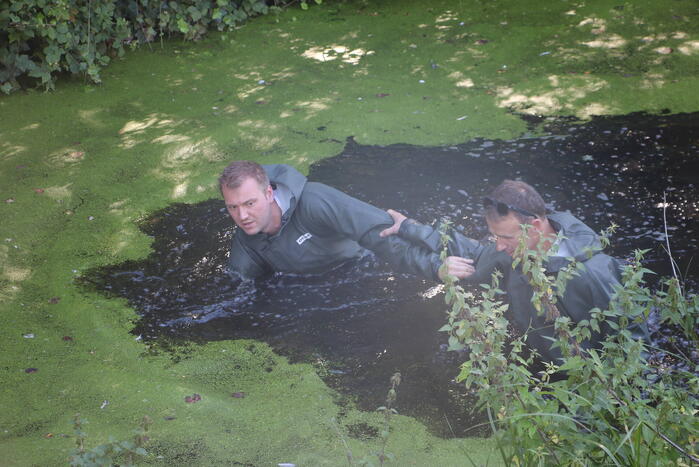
[219,160,459,280]
[380,179,644,362]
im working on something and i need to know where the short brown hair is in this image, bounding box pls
[485,179,547,223]
[219,160,269,191]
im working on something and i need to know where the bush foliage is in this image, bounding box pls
[439,223,698,466]
[0,0,319,93]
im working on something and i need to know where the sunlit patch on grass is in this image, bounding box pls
[678,40,699,55]
[171,182,189,199]
[42,184,72,201]
[449,72,474,88]
[581,33,627,49]
[152,134,191,145]
[20,123,40,131]
[640,73,667,89]
[118,114,186,149]
[109,227,141,255]
[286,98,333,120]
[0,246,29,299]
[0,142,27,159]
[163,137,222,169]
[119,116,160,135]
[47,148,86,167]
[237,84,266,100]
[435,10,458,29]
[579,103,612,119]
[496,75,609,116]
[78,109,107,128]
[301,44,374,65]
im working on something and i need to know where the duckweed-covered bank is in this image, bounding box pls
[1,0,698,464]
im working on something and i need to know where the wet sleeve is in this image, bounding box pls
[301,183,443,281]
[227,234,271,280]
[398,221,512,285]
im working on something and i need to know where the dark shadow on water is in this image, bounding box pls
[82,112,698,438]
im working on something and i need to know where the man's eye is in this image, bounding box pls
[246,201,255,207]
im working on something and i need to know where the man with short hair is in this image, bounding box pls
[219,160,453,280]
[380,179,639,363]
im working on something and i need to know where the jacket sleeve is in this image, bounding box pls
[227,233,272,280]
[300,183,443,281]
[398,220,513,285]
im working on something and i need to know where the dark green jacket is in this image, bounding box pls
[398,212,627,363]
[228,164,442,280]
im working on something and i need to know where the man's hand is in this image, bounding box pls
[438,256,475,281]
[379,209,408,237]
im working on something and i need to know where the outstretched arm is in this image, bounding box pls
[301,183,451,281]
[381,209,475,280]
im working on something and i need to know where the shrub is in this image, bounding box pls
[0,0,320,93]
[439,223,698,466]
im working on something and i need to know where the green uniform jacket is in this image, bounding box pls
[228,164,442,281]
[398,212,630,363]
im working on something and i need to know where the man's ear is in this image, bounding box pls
[530,216,543,231]
[264,185,274,201]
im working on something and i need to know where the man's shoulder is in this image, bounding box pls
[296,181,348,208]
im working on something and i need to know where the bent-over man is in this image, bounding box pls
[380,179,646,363]
[219,160,451,281]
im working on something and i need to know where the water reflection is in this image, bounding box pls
[85,112,698,437]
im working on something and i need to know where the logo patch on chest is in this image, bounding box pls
[296,232,313,245]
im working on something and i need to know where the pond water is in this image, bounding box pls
[84,111,698,438]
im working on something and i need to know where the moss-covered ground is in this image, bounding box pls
[1,0,698,464]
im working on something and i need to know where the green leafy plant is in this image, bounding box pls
[333,372,401,466]
[1,0,324,93]
[439,223,698,466]
[69,413,152,466]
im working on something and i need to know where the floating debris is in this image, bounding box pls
[231,392,246,398]
[100,400,109,409]
[23,333,35,339]
[25,368,38,373]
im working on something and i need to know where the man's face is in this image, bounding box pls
[486,213,542,257]
[222,177,275,235]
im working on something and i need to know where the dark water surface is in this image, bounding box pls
[84,112,698,438]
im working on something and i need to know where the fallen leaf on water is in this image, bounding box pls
[44,433,53,438]
[5,198,15,204]
[376,93,390,98]
[231,392,246,398]
[62,336,73,341]
[33,188,44,194]
[25,368,38,373]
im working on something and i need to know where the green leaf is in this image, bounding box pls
[300,1,309,10]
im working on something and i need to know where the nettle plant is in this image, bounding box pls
[438,221,698,466]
